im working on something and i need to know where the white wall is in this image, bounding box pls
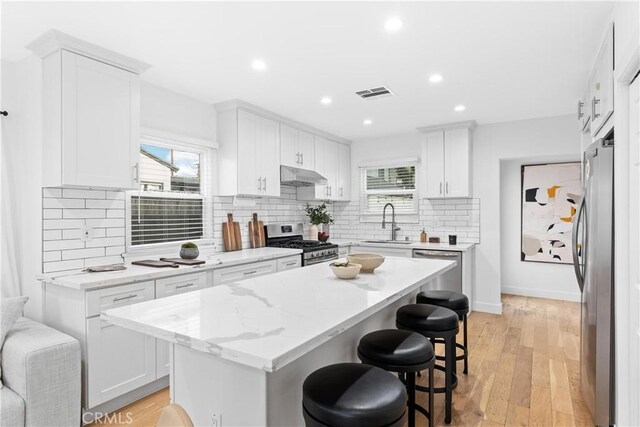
[140,82,216,144]
[472,115,581,313]
[500,155,581,302]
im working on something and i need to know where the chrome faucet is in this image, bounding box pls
[382,203,401,241]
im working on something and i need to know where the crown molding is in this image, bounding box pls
[26,29,150,74]
[417,120,478,133]
[214,99,351,145]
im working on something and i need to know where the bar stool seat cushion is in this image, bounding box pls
[358,329,434,366]
[396,304,459,332]
[303,363,406,427]
[416,290,469,312]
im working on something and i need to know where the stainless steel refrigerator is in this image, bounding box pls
[572,135,615,426]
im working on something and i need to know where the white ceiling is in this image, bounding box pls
[2,1,613,140]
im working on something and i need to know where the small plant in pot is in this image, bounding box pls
[304,202,334,242]
[180,242,199,259]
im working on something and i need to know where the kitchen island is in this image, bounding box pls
[103,257,455,426]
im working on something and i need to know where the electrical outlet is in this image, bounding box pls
[210,411,221,427]
[81,225,92,241]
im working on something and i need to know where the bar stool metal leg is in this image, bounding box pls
[463,314,468,374]
[445,335,455,424]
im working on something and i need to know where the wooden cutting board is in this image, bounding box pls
[132,260,179,268]
[248,213,266,248]
[160,258,206,266]
[222,213,242,252]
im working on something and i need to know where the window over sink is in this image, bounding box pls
[359,160,419,222]
[127,135,213,248]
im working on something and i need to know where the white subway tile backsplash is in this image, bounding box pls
[43,209,62,219]
[43,259,84,273]
[43,198,85,209]
[43,219,85,229]
[43,230,62,241]
[61,247,105,261]
[62,189,107,199]
[85,237,125,248]
[43,188,63,198]
[43,240,85,251]
[63,209,106,219]
[86,199,125,209]
[43,251,62,262]
[85,218,125,228]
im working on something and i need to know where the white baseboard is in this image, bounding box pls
[501,286,581,302]
[473,300,503,315]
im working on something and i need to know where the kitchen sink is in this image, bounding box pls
[361,240,413,245]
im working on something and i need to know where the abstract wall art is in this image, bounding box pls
[521,162,582,264]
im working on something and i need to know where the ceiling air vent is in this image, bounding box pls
[355,86,395,100]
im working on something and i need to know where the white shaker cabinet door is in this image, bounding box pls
[258,116,281,197]
[423,132,445,198]
[337,143,351,201]
[86,317,156,408]
[237,110,261,195]
[61,50,139,189]
[298,130,315,170]
[444,128,471,197]
[280,124,299,168]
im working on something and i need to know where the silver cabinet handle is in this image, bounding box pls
[439,182,443,195]
[257,177,262,190]
[284,261,297,266]
[446,182,449,195]
[300,153,304,165]
[243,270,257,275]
[577,100,584,120]
[339,186,343,197]
[176,283,194,290]
[262,177,267,191]
[592,97,601,118]
[133,163,139,183]
[296,153,300,164]
[113,294,138,302]
[326,186,329,196]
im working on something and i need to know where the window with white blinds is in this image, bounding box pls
[128,140,211,247]
[360,162,418,219]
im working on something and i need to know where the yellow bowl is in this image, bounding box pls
[330,262,362,279]
[347,253,385,273]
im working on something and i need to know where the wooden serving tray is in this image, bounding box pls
[132,260,179,268]
[160,258,206,266]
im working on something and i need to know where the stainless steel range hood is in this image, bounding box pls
[280,165,327,187]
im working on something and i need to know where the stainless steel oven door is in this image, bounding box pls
[303,252,339,266]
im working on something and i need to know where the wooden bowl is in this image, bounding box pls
[346,253,385,273]
[330,262,362,279]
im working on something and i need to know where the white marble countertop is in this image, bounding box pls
[39,247,302,290]
[102,257,455,372]
[331,238,475,252]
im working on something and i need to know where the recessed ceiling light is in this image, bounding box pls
[321,97,332,105]
[384,17,403,33]
[454,105,466,112]
[251,59,266,71]
[363,119,373,125]
[428,74,443,83]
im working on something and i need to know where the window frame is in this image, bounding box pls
[125,130,216,253]
[359,158,420,223]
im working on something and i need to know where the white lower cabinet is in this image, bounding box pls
[213,260,277,285]
[155,272,209,377]
[86,317,156,409]
[277,255,302,271]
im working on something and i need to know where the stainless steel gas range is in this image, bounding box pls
[264,223,339,266]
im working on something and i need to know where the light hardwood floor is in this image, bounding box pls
[88,294,592,427]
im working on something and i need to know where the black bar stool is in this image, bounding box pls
[357,329,435,427]
[417,290,470,374]
[302,363,407,427]
[396,304,459,424]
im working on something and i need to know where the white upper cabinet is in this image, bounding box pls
[419,121,475,199]
[281,125,315,170]
[217,107,281,197]
[336,142,351,201]
[28,30,149,189]
[590,24,614,137]
[298,137,350,201]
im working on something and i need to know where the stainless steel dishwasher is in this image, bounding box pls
[412,250,462,293]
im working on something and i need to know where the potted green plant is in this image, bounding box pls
[304,203,334,241]
[180,242,199,259]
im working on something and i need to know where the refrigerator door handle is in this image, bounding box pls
[572,195,586,292]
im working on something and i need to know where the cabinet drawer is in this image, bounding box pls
[155,272,208,299]
[213,260,276,285]
[86,281,154,318]
[277,255,301,272]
